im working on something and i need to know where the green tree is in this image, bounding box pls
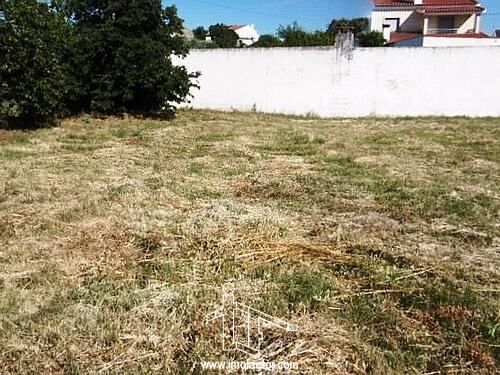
[309,30,335,46]
[277,22,310,46]
[63,0,196,117]
[208,23,238,48]
[0,0,71,128]
[357,31,386,47]
[251,34,283,48]
[327,17,369,35]
[193,26,207,40]
[277,22,334,47]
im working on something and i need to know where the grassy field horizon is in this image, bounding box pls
[0,110,499,373]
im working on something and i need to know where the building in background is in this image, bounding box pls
[182,28,195,40]
[371,0,500,47]
[228,24,260,46]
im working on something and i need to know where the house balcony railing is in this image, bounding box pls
[427,28,459,35]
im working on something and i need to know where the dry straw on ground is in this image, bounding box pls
[0,111,499,373]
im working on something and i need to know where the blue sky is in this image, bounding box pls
[170,0,500,35]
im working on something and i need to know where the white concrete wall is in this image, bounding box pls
[423,37,500,47]
[177,46,500,117]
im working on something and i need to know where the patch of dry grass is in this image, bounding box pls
[0,111,499,374]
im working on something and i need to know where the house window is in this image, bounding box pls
[437,16,455,33]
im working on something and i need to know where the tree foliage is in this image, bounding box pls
[193,26,207,40]
[277,22,334,47]
[0,0,196,128]
[63,0,195,117]
[309,30,336,47]
[357,31,386,47]
[327,17,370,35]
[208,23,239,48]
[251,34,283,48]
[0,0,71,128]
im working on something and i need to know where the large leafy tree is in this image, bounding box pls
[64,0,196,117]
[0,0,71,128]
[208,23,238,48]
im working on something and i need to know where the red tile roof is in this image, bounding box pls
[374,0,416,6]
[426,32,491,38]
[388,31,491,44]
[374,0,479,5]
[417,6,483,14]
[228,25,246,31]
[374,0,484,14]
[390,32,420,43]
[424,0,477,4]
[388,32,422,44]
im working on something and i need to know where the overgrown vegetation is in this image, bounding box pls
[0,0,71,128]
[0,0,196,128]
[63,0,196,117]
[0,111,499,373]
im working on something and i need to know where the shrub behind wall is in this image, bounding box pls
[64,0,197,118]
[0,0,196,128]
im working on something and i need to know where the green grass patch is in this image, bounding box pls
[257,129,326,156]
[170,183,226,200]
[112,126,143,139]
[56,199,101,222]
[0,148,34,160]
[248,265,338,315]
[60,144,104,153]
[331,249,500,373]
[195,131,234,143]
[316,155,370,179]
[188,162,205,175]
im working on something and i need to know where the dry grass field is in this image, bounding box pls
[0,110,499,374]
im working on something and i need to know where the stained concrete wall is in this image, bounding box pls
[177,46,500,117]
[423,37,500,47]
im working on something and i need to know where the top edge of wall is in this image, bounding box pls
[189,45,500,52]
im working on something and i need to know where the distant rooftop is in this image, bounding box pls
[228,25,246,31]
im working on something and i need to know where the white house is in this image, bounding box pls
[371,0,500,47]
[228,24,260,47]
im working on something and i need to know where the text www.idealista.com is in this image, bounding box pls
[200,360,298,372]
